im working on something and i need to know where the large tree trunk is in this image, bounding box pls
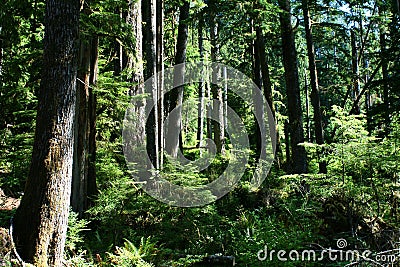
[165,1,190,158]
[12,0,79,264]
[125,0,146,168]
[209,0,225,154]
[279,0,307,174]
[143,0,159,168]
[302,0,326,173]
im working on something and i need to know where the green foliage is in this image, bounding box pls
[66,210,90,257]
[107,238,156,267]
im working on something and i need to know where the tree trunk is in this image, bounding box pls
[156,0,164,166]
[256,26,282,168]
[304,72,312,143]
[125,0,146,170]
[71,39,90,216]
[114,9,124,76]
[12,0,79,264]
[143,0,159,168]
[197,13,205,150]
[209,0,225,154]
[380,31,390,131]
[87,35,98,206]
[351,30,360,115]
[252,23,264,158]
[279,0,307,174]
[302,0,326,173]
[165,1,190,158]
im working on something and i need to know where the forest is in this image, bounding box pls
[0,0,399,266]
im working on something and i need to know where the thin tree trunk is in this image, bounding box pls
[302,0,326,173]
[13,0,79,264]
[165,1,189,158]
[284,120,291,169]
[156,0,164,166]
[143,0,159,168]
[351,30,360,115]
[114,9,124,76]
[197,13,205,150]
[279,0,307,174]
[304,72,311,143]
[72,39,90,216]
[209,0,225,154]
[206,79,212,140]
[87,35,98,205]
[380,29,390,130]
[252,22,264,158]
[256,26,282,167]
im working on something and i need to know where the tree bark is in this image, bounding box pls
[87,35,98,206]
[143,0,159,168]
[156,0,164,166]
[380,31,390,131]
[125,0,146,172]
[304,72,311,143]
[196,13,205,150]
[302,0,326,173]
[279,0,307,174]
[165,1,190,158]
[256,26,282,168]
[12,0,79,264]
[209,0,225,154]
[351,30,360,115]
[114,9,124,76]
[252,22,264,158]
[71,39,90,217]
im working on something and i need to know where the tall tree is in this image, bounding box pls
[71,13,99,215]
[256,26,282,168]
[302,0,326,173]
[279,0,307,174]
[156,0,164,166]
[165,0,190,158]
[197,12,205,150]
[251,21,265,159]
[12,0,79,264]
[351,30,361,115]
[209,0,225,154]
[143,0,159,168]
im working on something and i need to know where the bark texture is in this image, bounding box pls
[302,0,326,173]
[12,0,79,265]
[279,0,307,174]
[209,0,225,154]
[165,1,190,158]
